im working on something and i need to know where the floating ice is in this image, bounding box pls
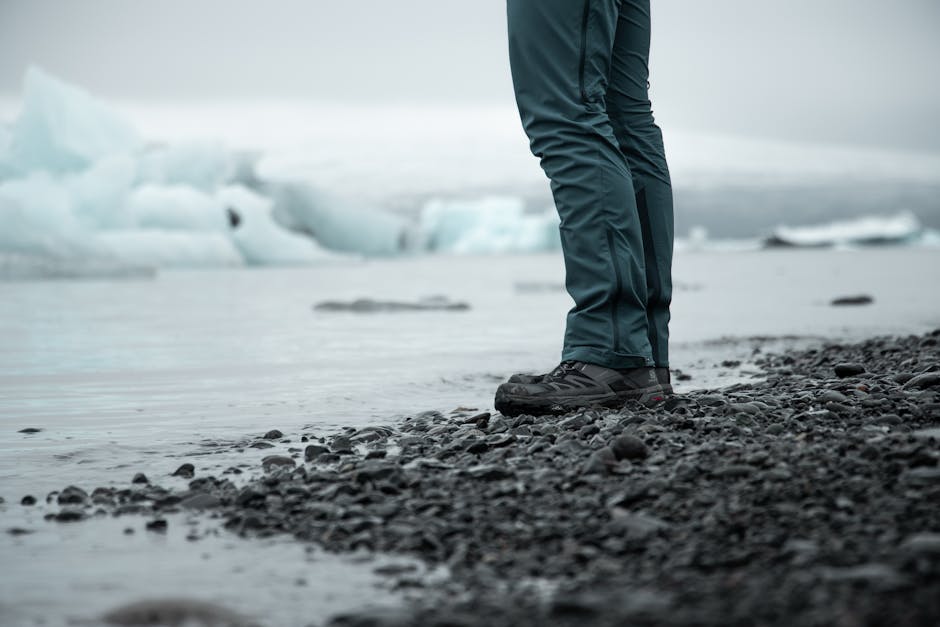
[219,185,332,265]
[269,183,410,256]
[765,211,924,248]
[5,67,140,175]
[0,68,343,273]
[137,141,235,191]
[418,196,560,254]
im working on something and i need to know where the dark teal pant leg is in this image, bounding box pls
[608,0,674,367]
[508,0,655,369]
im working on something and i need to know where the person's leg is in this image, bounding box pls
[507,0,653,369]
[606,0,674,368]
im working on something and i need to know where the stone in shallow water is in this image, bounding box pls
[57,485,88,505]
[180,493,221,510]
[314,296,470,313]
[101,598,259,626]
[172,463,195,478]
[261,455,296,471]
[831,294,874,306]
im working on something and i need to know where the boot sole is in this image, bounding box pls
[494,384,666,417]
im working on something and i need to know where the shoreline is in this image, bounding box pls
[5,330,940,626]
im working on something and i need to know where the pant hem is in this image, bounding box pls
[563,346,652,369]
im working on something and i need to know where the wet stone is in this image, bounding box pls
[132,473,149,484]
[57,486,88,505]
[21,495,36,506]
[180,493,221,510]
[305,444,330,461]
[261,455,296,471]
[146,519,168,533]
[263,429,284,440]
[172,463,195,478]
[54,507,86,522]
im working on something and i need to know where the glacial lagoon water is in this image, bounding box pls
[2,248,940,626]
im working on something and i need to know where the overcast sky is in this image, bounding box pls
[1,0,938,151]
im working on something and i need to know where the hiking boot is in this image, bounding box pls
[510,366,674,393]
[494,361,665,417]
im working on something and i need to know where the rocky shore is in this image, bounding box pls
[16,331,940,626]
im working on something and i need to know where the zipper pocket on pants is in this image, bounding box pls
[578,0,592,102]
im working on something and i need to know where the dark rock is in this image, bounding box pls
[331,435,353,452]
[834,363,866,378]
[263,429,284,440]
[583,447,617,474]
[100,599,257,627]
[146,519,168,533]
[903,372,940,390]
[355,462,405,485]
[819,390,849,403]
[21,495,36,506]
[609,510,671,539]
[831,294,874,306]
[262,455,296,471]
[305,444,330,461]
[180,493,221,510]
[57,486,88,505]
[610,434,649,461]
[54,507,86,522]
[467,465,514,481]
[248,441,275,449]
[465,439,489,455]
[132,473,149,484]
[172,463,195,478]
[18,427,42,434]
[714,465,754,479]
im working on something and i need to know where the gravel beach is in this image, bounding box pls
[12,330,940,626]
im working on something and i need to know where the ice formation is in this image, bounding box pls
[765,211,924,248]
[0,68,405,273]
[418,196,560,254]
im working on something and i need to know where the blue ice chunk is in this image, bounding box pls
[218,185,335,265]
[137,142,235,191]
[270,183,409,256]
[6,67,141,175]
[418,196,560,254]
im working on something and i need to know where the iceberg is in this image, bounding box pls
[5,67,140,175]
[764,211,924,248]
[269,182,410,256]
[136,141,235,191]
[218,185,333,265]
[418,196,560,254]
[0,67,580,273]
[0,68,347,272]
